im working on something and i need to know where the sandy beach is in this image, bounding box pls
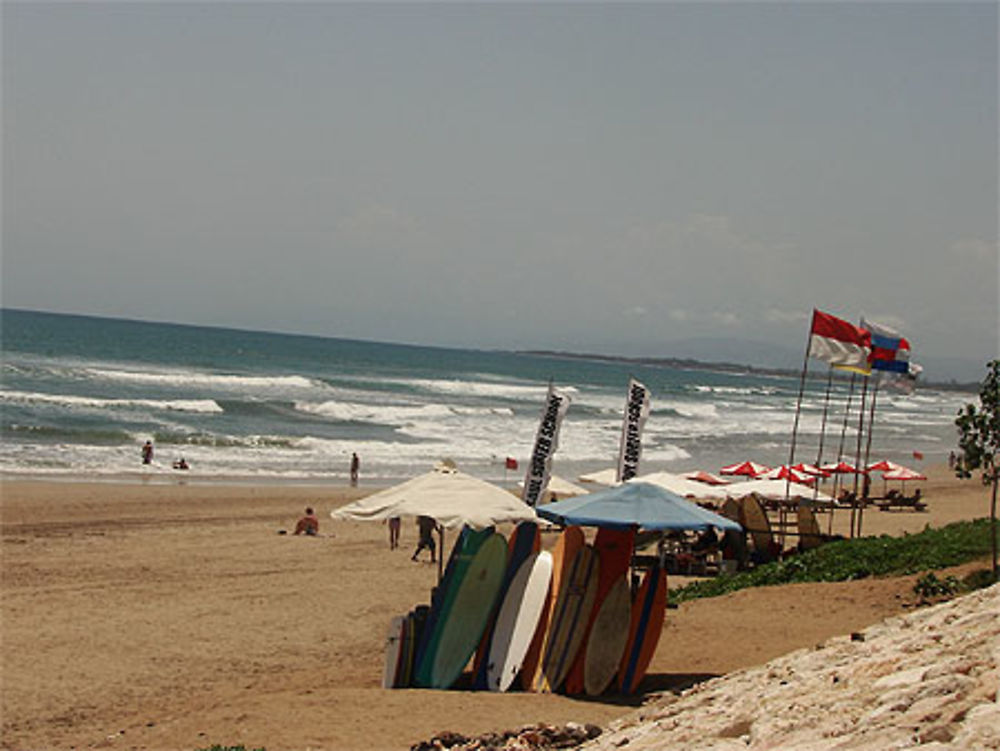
[1,466,993,751]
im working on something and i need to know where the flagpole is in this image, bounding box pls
[850,375,869,538]
[787,314,816,473]
[784,315,815,547]
[813,366,835,503]
[857,376,881,538]
[838,374,857,536]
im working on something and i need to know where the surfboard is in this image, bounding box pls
[471,521,540,688]
[382,615,407,688]
[413,526,491,687]
[583,575,631,696]
[398,609,416,688]
[486,550,553,692]
[618,563,667,694]
[563,526,635,694]
[536,543,600,693]
[522,525,584,691]
[428,531,508,689]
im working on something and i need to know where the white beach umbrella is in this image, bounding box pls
[331,465,536,530]
[578,467,620,486]
[725,479,834,504]
[634,471,730,500]
[332,466,537,580]
[517,474,588,503]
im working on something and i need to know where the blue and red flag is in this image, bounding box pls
[862,318,911,374]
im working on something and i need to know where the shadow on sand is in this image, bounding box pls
[562,672,721,708]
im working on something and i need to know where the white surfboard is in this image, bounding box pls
[486,551,553,692]
[382,615,406,688]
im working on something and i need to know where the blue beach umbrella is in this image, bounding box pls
[536,482,741,532]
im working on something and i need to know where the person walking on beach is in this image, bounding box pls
[350,452,360,486]
[387,516,401,550]
[411,515,438,562]
[141,440,154,465]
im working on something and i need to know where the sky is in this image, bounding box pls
[3,2,997,381]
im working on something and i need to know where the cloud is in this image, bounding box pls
[711,311,741,327]
[335,204,423,248]
[765,308,809,325]
[949,238,996,261]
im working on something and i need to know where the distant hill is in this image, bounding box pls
[521,336,984,390]
[650,336,986,386]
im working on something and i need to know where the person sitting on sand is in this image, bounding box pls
[294,507,320,536]
[411,515,438,562]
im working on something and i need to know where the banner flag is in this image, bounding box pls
[521,386,571,507]
[616,377,651,483]
[809,310,871,371]
[861,318,911,374]
[505,457,518,470]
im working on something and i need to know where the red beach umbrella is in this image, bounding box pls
[820,460,861,475]
[882,466,926,482]
[792,463,831,479]
[759,465,816,485]
[882,465,926,494]
[866,460,903,473]
[684,470,730,486]
[720,461,771,479]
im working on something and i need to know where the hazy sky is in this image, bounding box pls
[3,2,997,378]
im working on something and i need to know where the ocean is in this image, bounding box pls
[0,309,971,486]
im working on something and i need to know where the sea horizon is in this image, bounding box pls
[1,308,973,486]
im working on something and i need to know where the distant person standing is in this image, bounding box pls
[387,516,401,550]
[350,452,360,486]
[141,440,154,465]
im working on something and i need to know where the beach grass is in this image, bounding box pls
[671,517,997,603]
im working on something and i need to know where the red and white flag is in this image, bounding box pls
[808,309,871,371]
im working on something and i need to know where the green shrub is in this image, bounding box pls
[913,572,960,598]
[671,517,996,603]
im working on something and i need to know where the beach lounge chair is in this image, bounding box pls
[796,504,827,552]
[874,488,927,512]
[742,494,781,564]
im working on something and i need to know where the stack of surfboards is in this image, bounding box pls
[382,521,668,696]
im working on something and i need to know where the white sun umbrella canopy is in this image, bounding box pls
[634,471,730,501]
[725,479,834,504]
[331,466,536,529]
[578,467,620,486]
[517,474,588,503]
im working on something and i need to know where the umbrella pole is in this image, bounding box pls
[438,527,445,583]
